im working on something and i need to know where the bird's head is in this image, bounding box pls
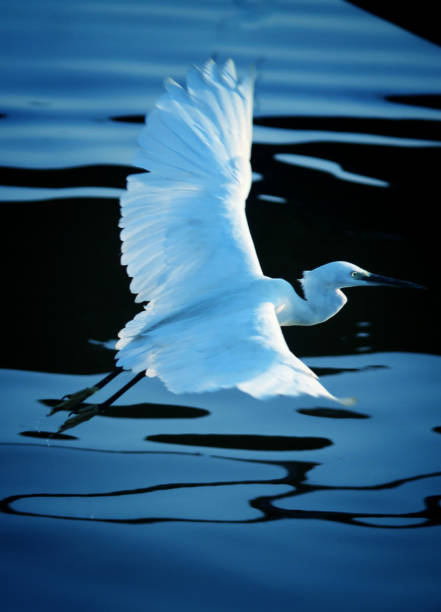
[302,261,425,291]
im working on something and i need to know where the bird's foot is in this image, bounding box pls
[48,386,99,416]
[57,405,102,433]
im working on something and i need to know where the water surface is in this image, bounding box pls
[1,1,441,611]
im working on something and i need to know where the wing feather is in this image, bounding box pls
[119,59,259,309]
[117,298,334,401]
[116,58,336,402]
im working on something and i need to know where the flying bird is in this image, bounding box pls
[52,58,423,431]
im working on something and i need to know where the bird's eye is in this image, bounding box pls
[351,271,358,279]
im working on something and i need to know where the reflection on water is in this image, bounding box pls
[39,398,210,420]
[297,406,369,418]
[147,433,332,451]
[275,152,389,187]
[2,448,440,530]
[1,0,441,611]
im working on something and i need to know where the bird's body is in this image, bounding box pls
[114,58,335,400]
[116,274,332,400]
[113,58,422,403]
[50,58,424,431]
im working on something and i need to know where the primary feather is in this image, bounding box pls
[116,58,335,401]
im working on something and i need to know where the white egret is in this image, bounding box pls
[52,59,423,431]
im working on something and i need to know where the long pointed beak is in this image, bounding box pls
[366,273,426,290]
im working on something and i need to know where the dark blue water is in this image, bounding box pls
[1,1,441,610]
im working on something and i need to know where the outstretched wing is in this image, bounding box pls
[117,294,335,401]
[117,58,337,402]
[119,59,261,312]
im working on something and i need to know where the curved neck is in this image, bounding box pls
[275,278,347,327]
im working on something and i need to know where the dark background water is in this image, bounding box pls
[1,1,441,611]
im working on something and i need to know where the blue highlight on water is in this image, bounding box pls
[1,1,441,611]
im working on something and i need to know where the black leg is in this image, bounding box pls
[57,371,145,433]
[94,367,124,390]
[49,366,124,415]
[98,371,145,411]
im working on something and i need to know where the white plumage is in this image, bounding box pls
[48,58,424,436]
[115,58,422,402]
[115,58,335,401]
